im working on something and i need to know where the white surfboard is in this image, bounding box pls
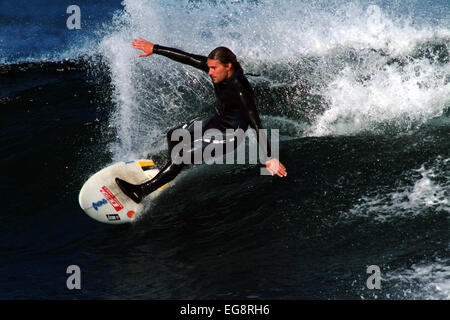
[78,159,167,224]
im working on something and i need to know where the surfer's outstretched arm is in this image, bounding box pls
[131,37,208,71]
[237,85,287,177]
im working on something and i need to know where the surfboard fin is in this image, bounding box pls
[115,178,145,204]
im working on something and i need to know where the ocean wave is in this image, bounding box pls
[381,257,450,299]
[2,0,448,159]
[339,156,449,223]
[95,0,449,161]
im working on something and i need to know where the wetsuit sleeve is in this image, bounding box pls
[153,44,209,72]
[238,89,272,161]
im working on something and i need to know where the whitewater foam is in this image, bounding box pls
[341,157,449,223]
[382,257,450,299]
[309,54,450,136]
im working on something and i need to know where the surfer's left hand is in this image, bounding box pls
[266,158,287,177]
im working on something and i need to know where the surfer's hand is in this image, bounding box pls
[266,158,287,177]
[131,37,154,57]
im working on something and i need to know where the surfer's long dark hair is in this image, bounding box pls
[208,47,242,71]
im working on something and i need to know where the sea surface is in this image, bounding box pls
[1,0,449,300]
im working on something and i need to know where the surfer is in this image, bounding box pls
[116,37,287,203]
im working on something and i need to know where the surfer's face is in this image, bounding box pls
[207,59,233,84]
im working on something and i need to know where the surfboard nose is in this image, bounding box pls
[79,159,166,224]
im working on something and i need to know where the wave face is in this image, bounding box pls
[93,0,450,160]
[1,0,449,300]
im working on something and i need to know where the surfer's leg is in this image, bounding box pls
[201,121,245,164]
[115,161,185,204]
[115,122,188,204]
[116,115,247,203]
[138,118,212,196]
[116,118,208,203]
[166,116,210,160]
[166,123,185,161]
[140,161,185,195]
[116,116,242,203]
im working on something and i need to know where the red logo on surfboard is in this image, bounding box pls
[100,186,124,212]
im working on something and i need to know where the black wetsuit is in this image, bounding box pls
[116,45,271,203]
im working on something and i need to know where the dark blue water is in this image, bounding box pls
[1,0,449,300]
[0,0,124,63]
